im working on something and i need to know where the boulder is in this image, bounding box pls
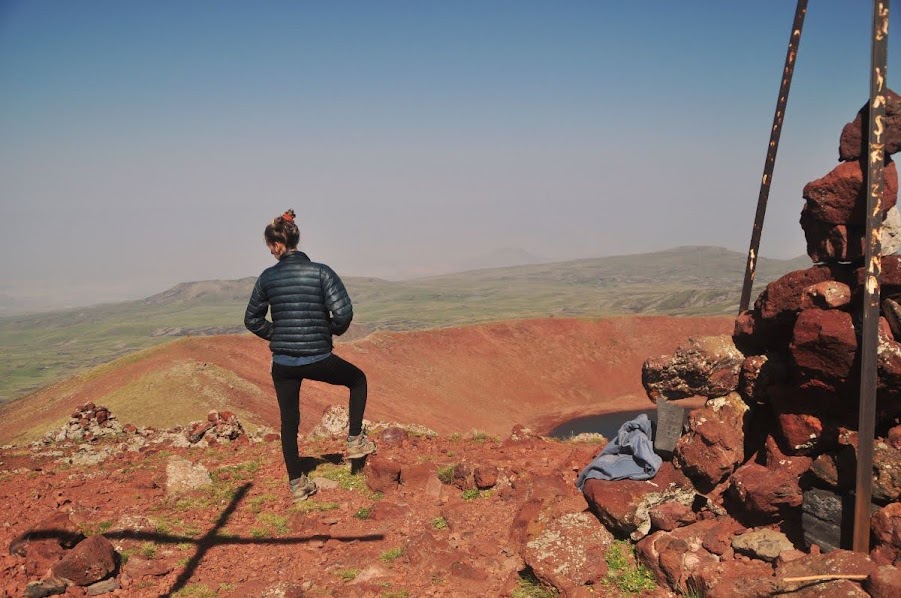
[789,308,858,383]
[474,464,499,490]
[635,520,723,593]
[582,462,696,540]
[871,502,901,555]
[777,550,877,593]
[738,354,788,405]
[649,501,697,532]
[753,266,846,349]
[801,159,898,225]
[165,456,212,495]
[50,535,116,587]
[731,528,795,562]
[800,281,852,310]
[688,559,776,598]
[642,335,743,403]
[866,564,901,598]
[522,511,613,596]
[800,214,865,264]
[364,455,402,493]
[674,393,748,491]
[839,88,901,161]
[727,461,803,523]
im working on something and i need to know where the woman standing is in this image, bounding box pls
[245,210,375,502]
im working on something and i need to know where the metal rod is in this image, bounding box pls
[739,0,808,313]
[853,0,890,553]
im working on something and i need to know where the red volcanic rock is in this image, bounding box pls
[757,266,838,322]
[778,550,877,592]
[404,530,463,573]
[187,422,212,444]
[802,160,898,225]
[859,255,901,298]
[473,464,498,490]
[733,310,763,355]
[452,463,474,491]
[649,501,697,532]
[582,463,695,540]
[789,309,857,382]
[866,564,901,598]
[10,512,85,577]
[701,515,746,556]
[122,555,173,578]
[873,442,901,504]
[839,88,901,161]
[871,500,901,551]
[51,535,116,586]
[753,266,849,348]
[642,336,743,403]
[800,280,852,310]
[889,425,901,451]
[737,354,788,405]
[800,212,866,263]
[379,426,409,445]
[636,520,723,594]
[364,455,402,493]
[674,393,748,491]
[522,511,612,595]
[727,461,803,523]
[762,435,812,479]
[688,558,775,598]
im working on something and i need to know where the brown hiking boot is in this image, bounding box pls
[289,475,318,502]
[346,434,376,459]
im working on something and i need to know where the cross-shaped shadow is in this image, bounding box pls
[17,480,384,597]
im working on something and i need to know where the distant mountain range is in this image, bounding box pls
[0,245,811,403]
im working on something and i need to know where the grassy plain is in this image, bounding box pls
[0,246,809,403]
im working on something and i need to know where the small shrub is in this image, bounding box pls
[511,569,557,598]
[380,547,404,562]
[256,513,290,536]
[462,488,480,500]
[470,430,495,443]
[172,583,216,598]
[605,540,657,594]
[437,465,455,485]
[448,432,462,442]
[431,516,448,530]
[140,542,157,559]
[335,568,360,582]
[354,507,373,520]
[293,500,340,513]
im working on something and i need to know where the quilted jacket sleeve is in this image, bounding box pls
[244,276,273,340]
[321,265,353,336]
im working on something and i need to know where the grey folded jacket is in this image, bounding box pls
[575,413,662,490]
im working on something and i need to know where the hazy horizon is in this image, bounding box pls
[2,1,898,310]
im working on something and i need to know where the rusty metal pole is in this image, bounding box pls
[739,0,808,313]
[853,0,890,553]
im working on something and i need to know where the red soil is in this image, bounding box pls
[0,316,733,445]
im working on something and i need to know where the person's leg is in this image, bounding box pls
[301,355,368,436]
[271,363,305,480]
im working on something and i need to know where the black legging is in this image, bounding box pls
[271,355,367,480]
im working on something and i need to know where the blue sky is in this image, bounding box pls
[0,1,898,308]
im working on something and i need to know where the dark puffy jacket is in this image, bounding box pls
[244,251,353,356]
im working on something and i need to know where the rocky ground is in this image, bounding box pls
[1,405,660,598]
[4,399,901,598]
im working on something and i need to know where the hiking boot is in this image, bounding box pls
[346,434,377,459]
[289,475,318,502]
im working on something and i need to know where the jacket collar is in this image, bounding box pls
[279,250,310,262]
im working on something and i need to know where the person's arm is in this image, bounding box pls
[321,265,353,336]
[244,276,273,340]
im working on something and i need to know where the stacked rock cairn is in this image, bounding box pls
[582,91,901,595]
